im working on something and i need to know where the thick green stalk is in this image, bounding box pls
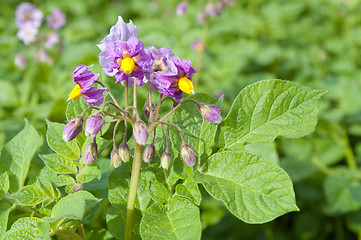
[124,142,143,240]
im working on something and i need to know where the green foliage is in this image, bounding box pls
[0,120,42,193]
[46,120,80,160]
[140,196,201,240]
[216,80,327,149]
[2,0,358,238]
[196,151,298,223]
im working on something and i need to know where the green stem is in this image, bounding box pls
[124,143,143,240]
[51,230,83,240]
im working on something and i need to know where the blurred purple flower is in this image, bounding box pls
[205,3,218,16]
[45,32,60,49]
[47,8,66,30]
[191,39,204,52]
[176,2,187,16]
[153,56,197,100]
[17,22,38,45]
[14,53,27,69]
[98,16,138,76]
[198,104,222,124]
[68,65,105,106]
[15,2,43,28]
[103,36,152,86]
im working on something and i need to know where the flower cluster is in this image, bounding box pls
[63,16,222,169]
[14,2,66,68]
[175,0,234,24]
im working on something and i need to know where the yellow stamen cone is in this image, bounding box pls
[120,56,136,75]
[178,77,194,95]
[69,84,83,100]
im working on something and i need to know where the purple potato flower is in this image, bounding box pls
[45,32,60,49]
[15,2,43,28]
[69,65,105,106]
[153,56,197,100]
[98,16,138,76]
[47,8,66,30]
[176,2,187,16]
[145,44,174,84]
[103,36,153,86]
[17,22,38,45]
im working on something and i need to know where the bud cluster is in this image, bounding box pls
[63,16,222,170]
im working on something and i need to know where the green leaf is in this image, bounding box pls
[106,209,142,240]
[2,217,42,240]
[0,120,42,193]
[40,153,77,175]
[216,80,327,149]
[140,196,201,240]
[76,163,101,183]
[324,174,361,214]
[149,180,171,204]
[11,185,49,206]
[46,120,80,160]
[195,150,299,223]
[0,203,13,238]
[0,172,9,200]
[66,97,92,121]
[109,166,154,212]
[175,177,202,206]
[50,191,101,221]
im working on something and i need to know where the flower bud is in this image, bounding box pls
[72,182,83,194]
[161,151,171,169]
[83,139,97,165]
[198,104,222,124]
[181,143,196,167]
[119,142,131,162]
[63,116,83,142]
[85,112,105,137]
[143,143,155,163]
[133,121,149,145]
[111,147,121,168]
[143,99,155,120]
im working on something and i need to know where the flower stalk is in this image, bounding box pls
[124,142,143,240]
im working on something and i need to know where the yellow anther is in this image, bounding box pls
[178,77,194,95]
[120,56,136,75]
[69,84,83,100]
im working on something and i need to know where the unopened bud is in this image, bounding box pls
[143,99,155,120]
[119,142,131,162]
[72,182,83,193]
[198,104,222,124]
[143,143,155,163]
[133,121,149,145]
[181,143,196,167]
[161,151,171,169]
[111,147,121,168]
[85,112,105,137]
[63,116,83,142]
[83,138,97,165]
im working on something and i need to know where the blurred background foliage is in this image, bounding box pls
[1,0,361,239]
